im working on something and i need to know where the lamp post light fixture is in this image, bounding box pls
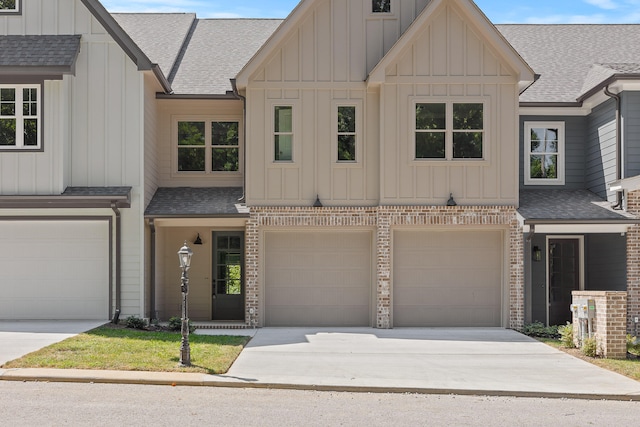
[178,241,193,367]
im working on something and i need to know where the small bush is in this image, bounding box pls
[522,322,560,339]
[168,316,196,333]
[558,323,575,348]
[125,316,146,330]
[582,336,598,357]
[627,335,640,355]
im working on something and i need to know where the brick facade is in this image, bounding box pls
[572,291,627,359]
[245,205,524,329]
[626,190,640,334]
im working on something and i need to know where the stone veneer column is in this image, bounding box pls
[627,190,640,334]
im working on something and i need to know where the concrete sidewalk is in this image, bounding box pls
[1,326,640,401]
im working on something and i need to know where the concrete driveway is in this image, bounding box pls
[223,327,640,398]
[0,320,106,365]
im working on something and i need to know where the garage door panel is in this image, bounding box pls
[265,231,372,326]
[394,230,503,327]
[0,221,110,320]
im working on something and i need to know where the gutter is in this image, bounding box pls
[111,202,122,319]
[231,78,247,203]
[604,84,624,209]
[149,219,156,321]
[524,218,640,225]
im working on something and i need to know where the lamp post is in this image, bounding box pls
[178,241,193,366]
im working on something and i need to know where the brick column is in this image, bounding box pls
[572,291,627,359]
[626,190,640,334]
[244,212,260,327]
[376,209,392,329]
[510,218,525,330]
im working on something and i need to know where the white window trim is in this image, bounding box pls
[269,101,299,165]
[524,121,565,186]
[411,98,488,162]
[332,100,363,166]
[0,84,41,150]
[172,115,243,176]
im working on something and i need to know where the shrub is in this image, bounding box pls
[627,335,640,355]
[168,316,196,333]
[558,323,575,348]
[582,336,598,357]
[125,316,146,330]
[522,322,560,339]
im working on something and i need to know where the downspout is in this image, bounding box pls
[231,78,246,202]
[149,219,156,321]
[111,202,122,317]
[604,85,624,209]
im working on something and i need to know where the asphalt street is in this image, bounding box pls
[0,381,639,426]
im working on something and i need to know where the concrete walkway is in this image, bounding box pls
[1,324,640,400]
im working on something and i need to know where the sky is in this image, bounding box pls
[100,0,640,23]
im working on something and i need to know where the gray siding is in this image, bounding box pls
[519,116,587,190]
[529,234,547,324]
[586,99,617,200]
[585,234,626,291]
[623,92,640,179]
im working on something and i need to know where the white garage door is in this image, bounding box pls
[0,220,110,320]
[393,230,503,327]
[265,231,372,326]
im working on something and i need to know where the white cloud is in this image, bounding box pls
[524,14,609,24]
[583,0,619,9]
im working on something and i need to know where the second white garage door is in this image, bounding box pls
[0,220,110,320]
[264,231,373,326]
[393,230,503,327]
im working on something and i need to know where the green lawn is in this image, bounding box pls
[1,325,251,375]
[536,337,640,382]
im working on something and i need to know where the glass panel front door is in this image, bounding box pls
[212,232,244,321]
[548,239,580,326]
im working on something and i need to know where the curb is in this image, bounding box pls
[2,368,640,402]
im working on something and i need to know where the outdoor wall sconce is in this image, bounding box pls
[313,195,323,207]
[532,246,542,262]
[193,233,203,245]
[446,193,457,206]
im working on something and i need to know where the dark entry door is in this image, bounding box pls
[212,232,244,321]
[548,239,580,326]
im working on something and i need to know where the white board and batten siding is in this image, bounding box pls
[245,0,432,206]
[0,0,149,317]
[0,220,110,320]
[379,1,520,206]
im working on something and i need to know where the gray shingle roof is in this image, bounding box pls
[518,189,636,222]
[145,187,248,217]
[170,19,282,95]
[497,25,640,103]
[0,35,81,69]
[62,187,132,197]
[112,13,196,80]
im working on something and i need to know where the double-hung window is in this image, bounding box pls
[0,85,40,149]
[372,0,391,13]
[415,101,484,160]
[274,106,293,162]
[337,106,356,162]
[177,119,240,173]
[524,122,565,185]
[0,0,20,14]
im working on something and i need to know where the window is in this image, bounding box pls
[0,85,40,150]
[415,102,483,160]
[524,122,565,185]
[177,119,239,173]
[372,0,391,13]
[274,106,293,161]
[337,106,356,161]
[0,0,19,13]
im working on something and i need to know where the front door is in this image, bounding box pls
[548,238,581,326]
[212,231,244,321]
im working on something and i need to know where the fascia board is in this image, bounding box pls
[235,0,314,89]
